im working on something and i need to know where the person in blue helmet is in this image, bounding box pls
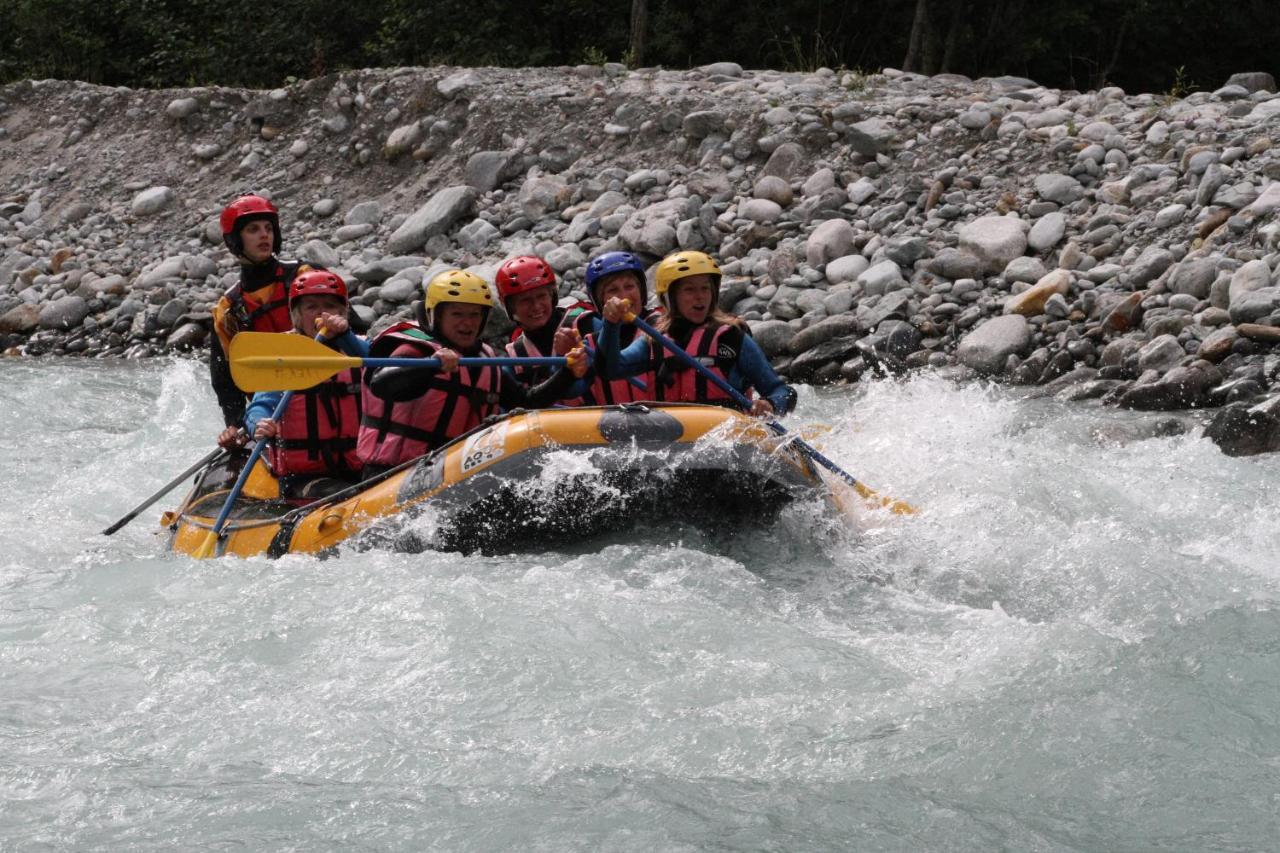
[574,251,663,406]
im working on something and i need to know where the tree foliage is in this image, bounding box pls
[0,0,1275,95]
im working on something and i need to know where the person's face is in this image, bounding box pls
[508,286,555,331]
[672,275,716,324]
[596,272,643,311]
[239,218,275,263]
[437,303,484,348]
[292,294,345,336]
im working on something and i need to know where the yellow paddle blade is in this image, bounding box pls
[853,481,919,516]
[229,332,363,391]
[191,529,219,559]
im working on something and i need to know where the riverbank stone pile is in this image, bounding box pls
[3,64,1280,454]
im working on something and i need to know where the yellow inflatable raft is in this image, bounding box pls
[163,403,837,558]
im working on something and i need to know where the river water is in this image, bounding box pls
[2,358,1278,851]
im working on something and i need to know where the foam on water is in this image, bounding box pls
[2,360,1279,850]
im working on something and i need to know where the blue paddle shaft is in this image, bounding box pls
[628,315,863,489]
[207,390,292,542]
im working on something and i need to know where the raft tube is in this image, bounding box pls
[163,403,837,558]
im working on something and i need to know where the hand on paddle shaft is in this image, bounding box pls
[609,302,918,517]
[229,331,589,392]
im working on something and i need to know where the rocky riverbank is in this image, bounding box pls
[3,63,1280,453]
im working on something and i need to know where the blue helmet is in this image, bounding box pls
[584,251,647,310]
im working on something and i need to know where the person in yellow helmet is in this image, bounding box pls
[598,250,796,417]
[356,269,589,475]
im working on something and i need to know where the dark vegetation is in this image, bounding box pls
[1,0,1276,95]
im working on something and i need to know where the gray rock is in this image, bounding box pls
[313,199,339,218]
[618,199,683,256]
[1224,72,1277,93]
[789,315,862,355]
[1229,287,1280,324]
[846,118,897,156]
[352,256,426,283]
[759,143,806,181]
[1204,399,1280,456]
[386,186,477,254]
[1027,212,1066,252]
[1167,257,1218,299]
[857,259,906,296]
[298,239,339,269]
[682,111,726,138]
[334,223,376,244]
[1129,247,1175,287]
[929,248,985,280]
[825,254,870,285]
[130,186,174,216]
[753,175,794,207]
[166,321,206,350]
[38,295,90,329]
[519,175,570,220]
[456,219,500,254]
[438,70,482,98]
[1228,259,1273,304]
[345,201,383,226]
[1033,173,1083,205]
[465,150,520,193]
[861,289,912,329]
[958,215,1027,273]
[1118,364,1218,411]
[805,218,854,267]
[165,97,199,119]
[384,121,424,159]
[957,314,1031,374]
[157,297,189,329]
[1003,256,1048,284]
[740,198,783,223]
[379,278,418,303]
[1137,334,1185,373]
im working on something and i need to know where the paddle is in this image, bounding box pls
[191,391,293,559]
[229,331,568,392]
[101,447,225,535]
[625,313,918,516]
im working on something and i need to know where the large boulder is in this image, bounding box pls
[386,186,477,254]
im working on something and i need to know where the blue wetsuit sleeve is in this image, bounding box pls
[599,320,651,379]
[731,336,797,415]
[243,391,284,433]
[334,330,370,357]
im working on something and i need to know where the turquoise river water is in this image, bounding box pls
[2,358,1278,851]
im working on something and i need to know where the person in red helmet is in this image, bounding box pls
[495,255,592,396]
[212,194,323,449]
[242,270,371,502]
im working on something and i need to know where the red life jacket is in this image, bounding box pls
[357,323,501,468]
[268,362,362,477]
[225,260,307,334]
[652,322,753,406]
[505,304,590,407]
[582,309,662,406]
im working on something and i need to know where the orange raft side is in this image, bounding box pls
[163,404,831,559]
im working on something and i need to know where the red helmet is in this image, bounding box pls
[495,255,556,301]
[220,194,281,257]
[288,270,348,307]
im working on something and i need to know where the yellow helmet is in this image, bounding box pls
[424,269,495,311]
[654,251,721,296]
